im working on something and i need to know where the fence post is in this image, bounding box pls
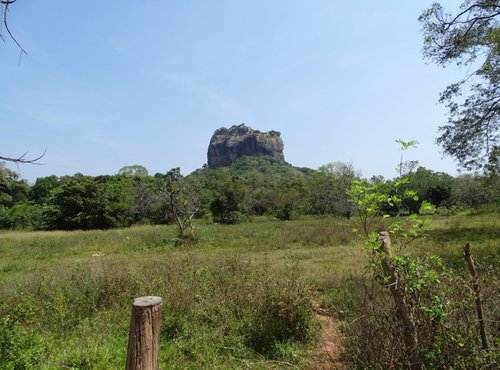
[126,296,163,370]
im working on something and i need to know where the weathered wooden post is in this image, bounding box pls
[126,296,163,370]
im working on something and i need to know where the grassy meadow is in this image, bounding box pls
[0,210,498,369]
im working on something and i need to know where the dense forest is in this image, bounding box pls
[1,155,498,232]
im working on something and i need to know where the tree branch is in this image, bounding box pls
[0,150,46,165]
[421,1,500,169]
[1,0,26,55]
[446,3,500,28]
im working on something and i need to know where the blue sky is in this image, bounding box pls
[2,1,465,182]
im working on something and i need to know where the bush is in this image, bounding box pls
[180,258,317,360]
[240,268,317,355]
[0,304,47,369]
[0,253,318,368]
[0,202,43,230]
[339,267,499,369]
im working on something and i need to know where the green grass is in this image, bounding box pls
[0,211,498,369]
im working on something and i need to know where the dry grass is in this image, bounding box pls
[0,211,498,368]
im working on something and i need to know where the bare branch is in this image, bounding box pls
[446,3,500,27]
[0,150,46,165]
[1,0,26,55]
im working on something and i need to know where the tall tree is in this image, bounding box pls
[210,176,246,224]
[420,1,500,170]
[0,162,29,207]
[312,162,359,218]
[43,174,99,230]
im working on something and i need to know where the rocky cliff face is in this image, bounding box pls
[207,124,285,168]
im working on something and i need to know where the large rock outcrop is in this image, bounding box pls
[207,124,285,168]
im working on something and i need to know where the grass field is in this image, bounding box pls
[1,211,498,369]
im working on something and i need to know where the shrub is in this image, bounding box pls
[339,266,499,369]
[0,304,47,369]
[0,252,318,367]
[240,268,317,355]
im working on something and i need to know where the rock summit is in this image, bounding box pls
[207,124,285,168]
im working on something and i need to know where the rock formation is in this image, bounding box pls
[207,124,285,168]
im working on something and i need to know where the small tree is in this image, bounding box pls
[347,141,449,369]
[158,168,200,239]
[309,162,359,217]
[395,139,419,177]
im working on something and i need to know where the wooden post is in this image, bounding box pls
[463,243,489,351]
[126,296,163,370]
[377,231,422,370]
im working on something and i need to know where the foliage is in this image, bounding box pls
[42,174,135,230]
[347,177,497,367]
[118,165,149,176]
[30,175,59,204]
[396,139,419,177]
[0,232,318,368]
[309,162,359,217]
[156,168,201,238]
[210,176,246,224]
[345,141,498,368]
[340,266,498,369]
[0,155,498,231]
[42,174,100,230]
[0,162,30,207]
[347,179,389,236]
[407,167,455,208]
[420,1,500,170]
[453,173,500,207]
[194,156,312,220]
[0,210,498,368]
[238,267,316,356]
[0,201,43,230]
[0,304,46,369]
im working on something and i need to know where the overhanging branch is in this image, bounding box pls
[1,0,27,55]
[0,150,46,165]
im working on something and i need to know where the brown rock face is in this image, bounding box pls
[207,124,285,168]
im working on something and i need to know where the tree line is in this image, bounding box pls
[0,155,498,232]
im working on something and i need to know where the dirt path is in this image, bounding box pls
[305,308,346,369]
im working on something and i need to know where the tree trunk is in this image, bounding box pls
[174,213,184,237]
[126,296,163,370]
[463,243,489,351]
[378,231,422,370]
